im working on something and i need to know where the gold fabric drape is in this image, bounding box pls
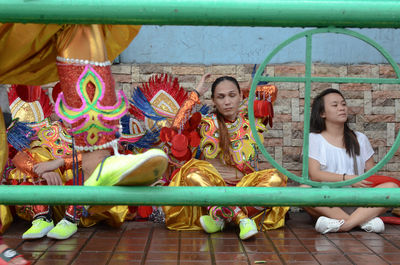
[163,159,290,231]
[0,23,141,85]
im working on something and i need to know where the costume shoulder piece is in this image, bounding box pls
[8,84,52,124]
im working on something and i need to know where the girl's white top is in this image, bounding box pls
[308,132,374,175]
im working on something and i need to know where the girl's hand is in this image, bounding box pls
[195,73,211,96]
[41,171,63,186]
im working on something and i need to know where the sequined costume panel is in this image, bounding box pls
[56,62,127,151]
[200,112,267,174]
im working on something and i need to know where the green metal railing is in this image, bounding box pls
[0,186,398,207]
[0,0,399,206]
[1,0,400,28]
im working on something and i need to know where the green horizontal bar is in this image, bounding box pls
[0,186,399,207]
[260,76,400,84]
[1,0,400,28]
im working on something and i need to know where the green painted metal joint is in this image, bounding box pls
[2,0,400,28]
[0,186,399,207]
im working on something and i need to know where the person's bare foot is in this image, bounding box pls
[0,244,30,265]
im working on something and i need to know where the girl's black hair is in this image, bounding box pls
[211,76,241,165]
[310,88,360,157]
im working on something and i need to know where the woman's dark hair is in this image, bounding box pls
[310,88,360,157]
[211,76,241,165]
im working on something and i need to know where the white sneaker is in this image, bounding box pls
[315,216,344,234]
[360,217,385,233]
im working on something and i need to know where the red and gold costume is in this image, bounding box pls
[163,89,289,231]
[0,23,140,151]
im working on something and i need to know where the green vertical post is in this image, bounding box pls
[302,33,312,180]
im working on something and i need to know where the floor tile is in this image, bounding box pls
[347,254,389,265]
[213,252,248,261]
[38,250,78,260]
[73,251,112,264]
[108,261,141,265]
[149,244,179,252]
[181,238,209,245]
[274,244,310,253]
[379,253,400,264]
[115,243,146,252]
[109,252,144,261]
[35,260,72,265]
[243,244,276,253]
[146,251,179,261]
[247,253,282,263]
[145,262,178,265]
[313,253,352,264]
[280,253,318,262]
[180,243,210,252]
[215,261,250,265]
[81,240,117,251]
[179,252,212,261]
[3,211,400,265]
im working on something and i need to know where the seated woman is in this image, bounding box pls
[1,85,167,241]
[305,88,398,234]
[163,74,289,240]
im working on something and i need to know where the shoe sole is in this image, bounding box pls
[22,225,54,239]
[116,150,168,186]
[47,230,77,240]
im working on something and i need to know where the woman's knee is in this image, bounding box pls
[375,182,399,188]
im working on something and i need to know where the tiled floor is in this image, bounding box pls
[3,211,400,265]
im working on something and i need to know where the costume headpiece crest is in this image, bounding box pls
[8,84,52,123]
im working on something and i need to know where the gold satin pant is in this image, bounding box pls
[163,159,290,231]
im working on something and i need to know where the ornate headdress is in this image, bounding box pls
[8,84,52,123]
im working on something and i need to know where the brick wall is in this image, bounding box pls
[111,63,400,180]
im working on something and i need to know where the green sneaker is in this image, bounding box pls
[199,215,225,233]
[47,219,78,240]
[239,218,258,240]
[22,218,54,239]
[84,149,168,187]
